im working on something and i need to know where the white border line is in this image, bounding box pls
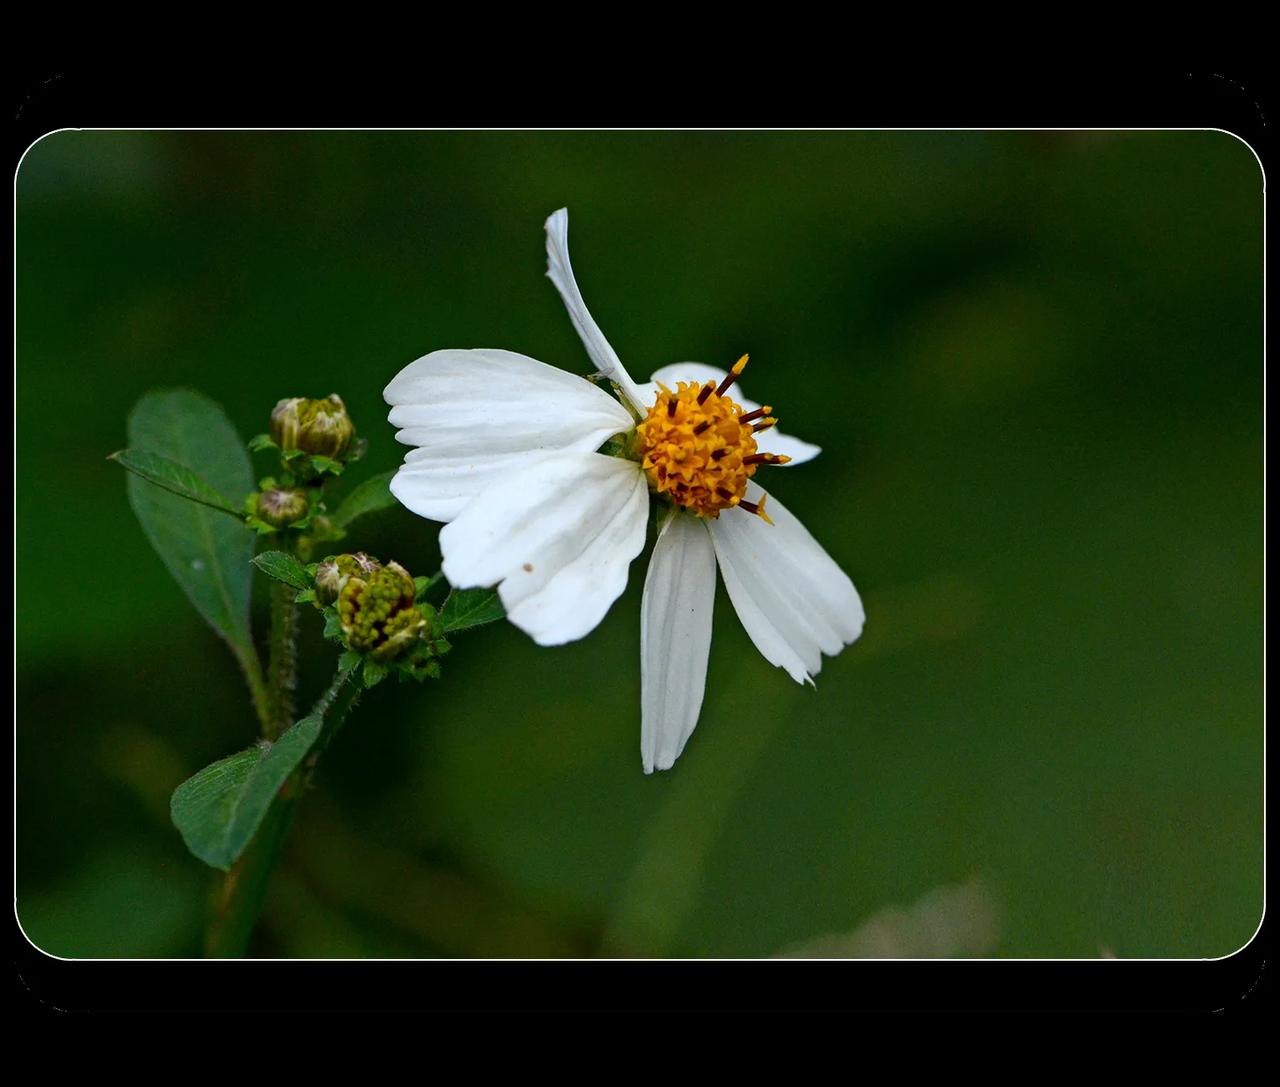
[13,127,1266,968]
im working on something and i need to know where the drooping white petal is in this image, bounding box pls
[439,451,648,646]
[708,482,863,684]
[643,363,822,466]
[384,348,634,522]
[544,208,647,413]
[640,511,717,774]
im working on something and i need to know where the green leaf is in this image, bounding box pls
[108,448,246,519]
[438,587,505,633]
[308,454,344,476]
[414,572,445,603]
[338,649,362,673]
[170,711,325,870]
[251,550,312,592]
[362,661,390,688]
[331,470,398,530]
[124,389,257,669]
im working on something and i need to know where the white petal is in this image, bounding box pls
[754,428,823,465]
[544,208,647,413]
[439,451,648,646]
[384,348,634,522]
[708,482,863,684]
[640,511,717,774]
[644,363,822,466]
[648,362,730,393]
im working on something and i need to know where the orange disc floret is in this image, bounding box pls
[635,363,787,521]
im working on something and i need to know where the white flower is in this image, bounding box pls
[385,209,864,772]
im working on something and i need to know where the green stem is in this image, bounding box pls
[304,664,365,779]
[235,643,273,734]
[204,787,298,958]
[204,662,363,958]
[265,573,299,740]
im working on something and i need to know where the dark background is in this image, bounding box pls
[15,130,1263,958]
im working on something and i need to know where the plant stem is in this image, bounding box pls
[204,662,363,958]
[204,787,298,958]
[265,573,299,741]
[235,643,273,734]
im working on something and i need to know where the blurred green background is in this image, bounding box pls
[16,131,1262,958]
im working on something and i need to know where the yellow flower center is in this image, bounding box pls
[633,355,788,523]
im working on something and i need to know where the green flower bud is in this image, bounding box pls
[315,551,382,607]
[373,605,429,662]
[337,560,424,659]
[254,486,309,528]
[270,394,356,459]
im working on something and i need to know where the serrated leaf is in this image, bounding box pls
[170,711,324,870]
[251,550,312,592]
[124,389,257,669]
[438,587,506,633]
[108,449,246,519]
[331,470,398,530]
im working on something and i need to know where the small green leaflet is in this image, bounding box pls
[438,587,505,633]
[170,710,325,870]
[331,470,398,530]
[414,572,445,603]
[251,550,312,592]
[109,449,246,519]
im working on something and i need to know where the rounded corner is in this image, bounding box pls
[14,127,80,189]
[1204,902,1267,963]
[1201,127,1266,192]
[13,899,79,964]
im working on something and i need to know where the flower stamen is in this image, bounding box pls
[737,495,773,524]
[715,354,749,397]
[738,405,772,425]
[633,357,787,523]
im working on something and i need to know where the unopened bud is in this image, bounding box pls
[254,487,309,528]
[270,394,356,459]
[337,560,424,658]
[315,551,382,607]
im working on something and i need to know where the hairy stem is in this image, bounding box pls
[235,642,273,734]
[204,662,363,958]
[265,575,299,741]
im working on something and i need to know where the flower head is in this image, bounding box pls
[385,210,864,772]
[253,485,310,529]
[270,394,356,460]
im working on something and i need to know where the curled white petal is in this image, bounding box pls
[384,348,633,522]
[645,362,822,466]
[439,451,648,646]
[544,208,646,413]
[641,511,717,774]
[709,482,863,684]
